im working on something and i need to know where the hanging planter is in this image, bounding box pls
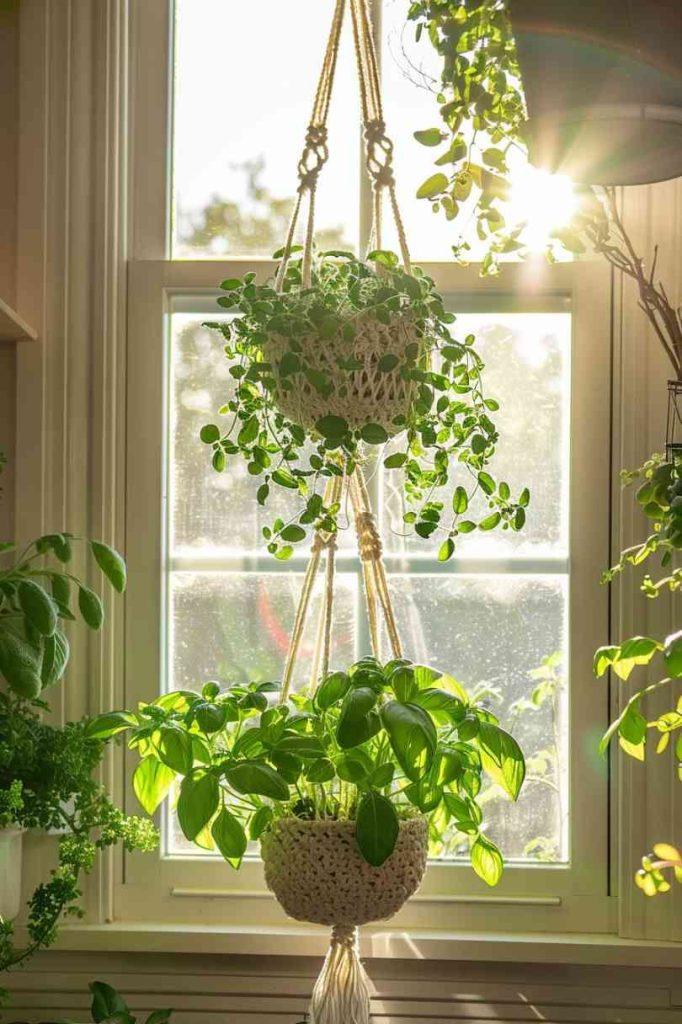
[94,465,526,1024]
[201,0,530,561]
[0,828,23,921]
[260,296,424,436]
[509,0,682,185]
[262,816,428,926]
[94,4,528,1023]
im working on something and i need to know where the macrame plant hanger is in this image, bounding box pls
[272,3,415,1023]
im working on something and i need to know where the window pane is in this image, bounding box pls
[173,0,359,258]
[385,573,568,863]
[383,311,571,556]
[170,311,355,553]
[169,571,357,693]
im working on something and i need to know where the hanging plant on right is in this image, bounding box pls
[407,0,682,895]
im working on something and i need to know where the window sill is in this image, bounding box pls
[38,922,682,968]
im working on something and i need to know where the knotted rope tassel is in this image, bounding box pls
[309,925,372,1024]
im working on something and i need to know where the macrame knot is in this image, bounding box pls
[364,118,395,188]
[311,531,337,556]
[356,510,382,562]
[331,923,358,951]
[298,124,330,191]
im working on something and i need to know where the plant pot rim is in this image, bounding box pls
[270,814,425,833]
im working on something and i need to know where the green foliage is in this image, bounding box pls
[0,534,126,698]
[596,455,681,892]
[407,0,527,271]
[201,249,527,558]
[0,694,158,975]
[90,656,525,885]
[50,980,173,1024]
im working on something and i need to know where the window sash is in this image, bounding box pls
[121,255,612,930]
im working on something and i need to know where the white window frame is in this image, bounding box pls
[118,0,614,933]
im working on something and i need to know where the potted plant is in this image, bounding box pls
[0,528,157,985]
[200,248,528,561]
[91,650,524,1021]
[594,453,682,895]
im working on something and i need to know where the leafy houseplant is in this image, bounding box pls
[0,528,157,985]
[0,695,157,976]
[0,532,126,699]
[594,454,682,895]
[90,655,525,883]
[200,249,529,561]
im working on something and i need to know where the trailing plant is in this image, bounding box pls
[0,692,158,977]
[89,654,525,885]
[594,454,682,895]
[407,0,529,272]
[200,249,528,560]
[0,532,126,699]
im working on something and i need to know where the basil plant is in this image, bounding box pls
[89,656,525,885]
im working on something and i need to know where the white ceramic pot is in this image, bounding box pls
[0,828,24,921]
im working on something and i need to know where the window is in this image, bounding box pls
[123,0,612,931]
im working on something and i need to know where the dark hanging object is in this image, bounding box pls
[666,380,682,463]
[510,0,682,185]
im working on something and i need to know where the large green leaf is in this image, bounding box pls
[315,670,351,709]
[355,791,399,866]
[89,982,131,1024]
[40,629,70,687]
[86,710,138,741]
[336,709,381,750]
[224,760,290,801]
[177,771,220,841]
[133,756,176,815]
[211,807,247,864]
[156,726,194,775]
[475,722,525,800]
[381,700,437,781]
[0,623,43,698]
[18,579,57,637]
[471,833,503,886]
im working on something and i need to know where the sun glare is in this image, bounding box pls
[507,163,578,252]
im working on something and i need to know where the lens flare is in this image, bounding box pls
[507,163,578,251]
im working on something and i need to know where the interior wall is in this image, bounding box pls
[0,0,20,541]
[4,949,682,1023]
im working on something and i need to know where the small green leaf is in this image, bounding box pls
[416,172,449,199]
[238,415,259,446]
[280,524,306,543]
[91,541,127,593]
[384,452,407,469]
[315,670,351,710]
[200,424,220,444]
[452,486,468,514]
[249,805,274,840]
[438,538,455,562]
[156,726,194,775]
[360,423,389,445]
[414,128,444,147]
[316,415,349,440]
[475,721,525,800]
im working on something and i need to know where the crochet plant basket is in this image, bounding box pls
[261,816,428,926]
[261,313,424,435]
